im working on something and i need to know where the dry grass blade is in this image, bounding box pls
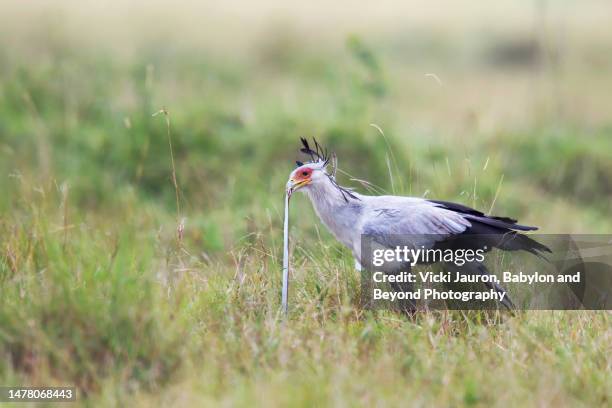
[153,108,183,245]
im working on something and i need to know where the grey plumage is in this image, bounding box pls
[286,138,550,309]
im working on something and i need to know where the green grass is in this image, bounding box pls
[1,3,612,405]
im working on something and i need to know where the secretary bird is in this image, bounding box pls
[286,138,550,310]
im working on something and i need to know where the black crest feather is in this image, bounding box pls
[300,137,329,165]
[296,137,360,203]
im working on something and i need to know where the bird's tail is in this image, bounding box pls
[493,232,551,262]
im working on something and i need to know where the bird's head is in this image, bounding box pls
[286,138,332,197]
[286,137,360,202]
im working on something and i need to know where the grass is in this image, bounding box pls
[1,1,611,406]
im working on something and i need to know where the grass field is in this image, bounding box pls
[0,1,611,406]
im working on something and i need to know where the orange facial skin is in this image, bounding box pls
[293,166,313,182]
[287,166,313,195]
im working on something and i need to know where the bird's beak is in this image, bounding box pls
[286,178,309,197]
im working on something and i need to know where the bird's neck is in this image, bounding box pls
[305,176,361,248]
[305,176,349,213]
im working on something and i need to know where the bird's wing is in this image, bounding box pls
[427,199,537,231]
[360,197,471,249]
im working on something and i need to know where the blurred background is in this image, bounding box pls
[0,1,611,404]
[1,0,611,240]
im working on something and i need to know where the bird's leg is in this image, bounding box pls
[442,262,481,310]
[387,263,417,316]
[443,262,513,310]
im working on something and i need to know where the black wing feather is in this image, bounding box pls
[428,199,536,231]
[427,199,551,256]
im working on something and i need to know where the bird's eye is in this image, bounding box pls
[302,170,309,177]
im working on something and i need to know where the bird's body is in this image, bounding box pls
[287,138,549,309]
[305,177,469,265]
